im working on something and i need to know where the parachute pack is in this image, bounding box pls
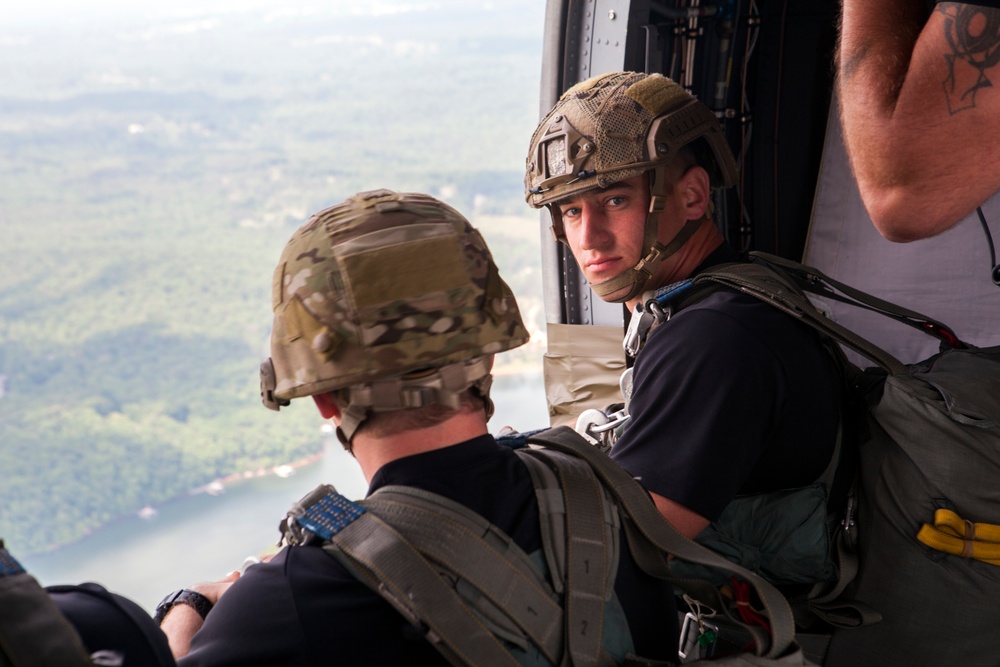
[628,252,1000,666]
[279,426,820,666]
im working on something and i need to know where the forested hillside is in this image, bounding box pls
[0,1,546,554]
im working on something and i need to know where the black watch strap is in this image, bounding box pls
[153,589,214,625]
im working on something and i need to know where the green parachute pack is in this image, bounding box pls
[630,252,1000,667]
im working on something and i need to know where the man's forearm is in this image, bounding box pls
[838,1,1000,240]
[838,0,936,238]
[160,604,204,659]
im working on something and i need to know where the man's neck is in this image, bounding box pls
[352,411,490,483]
[628,218,725,309]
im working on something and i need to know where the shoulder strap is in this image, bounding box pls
[365,486,565,663]
[525,427,798,660]
[516,448,621,667]
[749,252,963,349]
[668,258,896,630]
[0,543,93,667]
[684,258,908,376]
[281,485,523,667]
[281,472,621,667]
[703,253,967,376]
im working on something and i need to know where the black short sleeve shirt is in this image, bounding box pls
[611,247,840,521]
[179,436,678,666]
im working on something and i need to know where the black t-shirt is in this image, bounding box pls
[179,435,677,666]
[612,246,841,521]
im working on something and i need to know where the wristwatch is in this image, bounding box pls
[153,588,214,625]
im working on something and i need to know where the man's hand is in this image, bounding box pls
[160,571,241,659]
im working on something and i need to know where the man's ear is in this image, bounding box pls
[312,392,341,420]
[678,165,711,221]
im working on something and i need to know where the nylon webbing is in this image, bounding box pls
[750,252,963,348]
[591,218,701,299]
[295,455,630,667]
[325,514,521,667]
[364,487,564,662]
[528,449,613,667]
[527,427,798,659]
[661,257,900,633]
[691,260,909,376]
[519,453,569,595]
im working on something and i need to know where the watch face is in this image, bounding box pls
[155,589,183,616]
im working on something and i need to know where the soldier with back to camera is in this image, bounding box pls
[155,189,678,666]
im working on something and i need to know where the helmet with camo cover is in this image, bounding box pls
[260,189,529,444]
[524,71,738,303]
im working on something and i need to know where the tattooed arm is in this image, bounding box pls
[839,1,1000,241]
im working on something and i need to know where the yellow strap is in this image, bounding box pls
[917,509,1000,566]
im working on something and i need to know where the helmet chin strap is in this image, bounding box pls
[590,218,701,302]
[590,166,701,303]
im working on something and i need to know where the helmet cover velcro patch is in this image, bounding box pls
[340,234,466,310]
[625,74,690,116]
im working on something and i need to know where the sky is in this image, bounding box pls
[0,0,512,35]
[0,1,493,27]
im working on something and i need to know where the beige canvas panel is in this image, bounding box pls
[544,323,625,427]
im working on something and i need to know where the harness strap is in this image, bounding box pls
[750,251,964,350]
[286,474,621,667]
[324,510,522,667]
[519,452,569,594]
[519,448,619,667]
[365,487,564,662]
[680,259,910,376]
[649,258,889,632]
[527,427,798,659]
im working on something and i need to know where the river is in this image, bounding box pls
[21,373,550,612]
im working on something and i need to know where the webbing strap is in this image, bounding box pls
[364,487,564,662]
[917,508,1000,565]
[524,449,614,667]
[325,513,521,667]
[689,259,910,376]
[527,427,797,659]
[519,453,569,595]
[750,252,963,349]
[591,217,700,300]
[291,459,626,667]
[806,525,881,629]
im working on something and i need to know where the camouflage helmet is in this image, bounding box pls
[260,189,529,443]
[524,72,738,302]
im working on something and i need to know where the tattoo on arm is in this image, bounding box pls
[937,3,1000,114]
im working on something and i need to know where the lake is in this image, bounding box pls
[21,373,550,612]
